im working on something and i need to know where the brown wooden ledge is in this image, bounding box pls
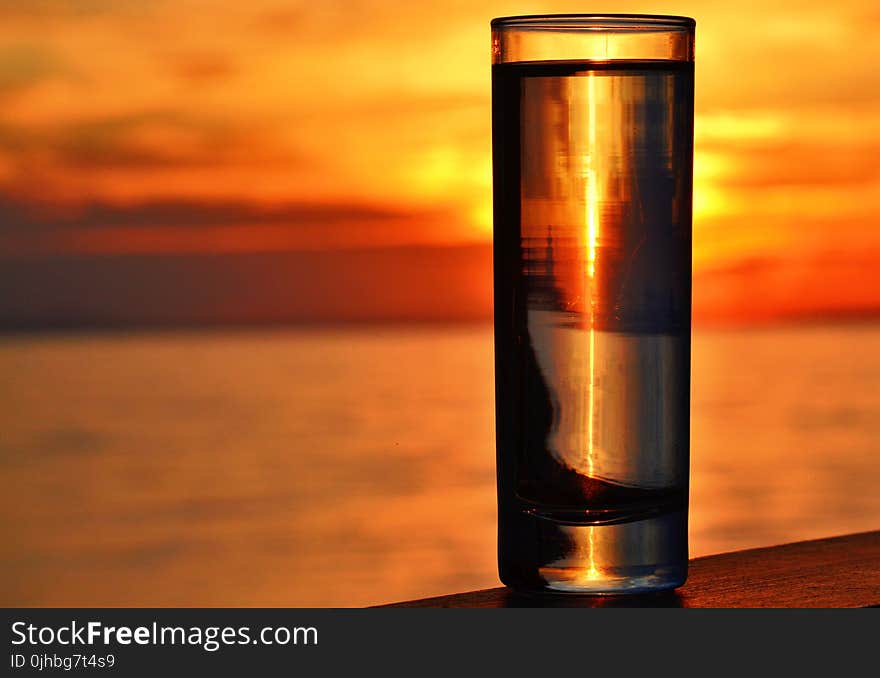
[379,530,880,608]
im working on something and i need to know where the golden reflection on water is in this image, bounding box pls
[1,325,879,605]
[585,525,602,582]
[586,70,599,482]
[585,71,599,282]
[539,526,606,589]
[585,71,600,579]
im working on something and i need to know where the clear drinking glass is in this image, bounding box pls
[492,14,695,594]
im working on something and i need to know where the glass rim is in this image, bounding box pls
[490,14,696,31]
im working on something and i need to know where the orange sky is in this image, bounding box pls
[1,0,879,324]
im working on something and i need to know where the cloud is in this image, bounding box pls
[706,142,880,189]
[0,44,66,94]
[0,194,411,231]
[0,193,467,257]
[53,113,237,169]
[0,109,308,187]
[166,52,236,84]
[693,249,880,324]
[0,243,494,329]
[0,0,163,20]
[250,6,309,35]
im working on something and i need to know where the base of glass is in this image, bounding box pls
[499,506,687,595]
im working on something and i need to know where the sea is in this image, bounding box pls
[1,323,879,606]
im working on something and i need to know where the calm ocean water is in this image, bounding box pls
[1,324,879,606]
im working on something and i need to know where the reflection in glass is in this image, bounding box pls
[494,58,693,593]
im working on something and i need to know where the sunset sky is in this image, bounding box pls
[1,0,879,325]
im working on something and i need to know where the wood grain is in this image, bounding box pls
[379,530,880,608]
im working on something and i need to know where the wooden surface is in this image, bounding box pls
[381,530,880,608]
